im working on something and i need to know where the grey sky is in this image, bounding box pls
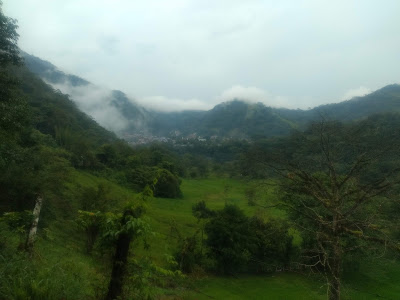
[3,0,400,111]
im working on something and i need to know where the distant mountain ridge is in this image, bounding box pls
[151,84,400,139]
[22,52,151,135]
[22,51,90,87]
[22,52,400,140]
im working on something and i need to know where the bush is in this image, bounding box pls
[205,205,252,274]
[127,167,182,198]
[153,169,182,198]
[247,217,297,273]
[204,205,297,275]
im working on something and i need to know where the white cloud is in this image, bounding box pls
[48,81,129,133]
[4,1,400,110]
[341,86,372,101]
[139,96,212,112]
[216,85,292,108]
[139,86,298,112]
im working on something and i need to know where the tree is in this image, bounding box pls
[0,1,27,136]
[0,5,45,255]
[192,200,215,257]
[0,2,22,67]
[247,216,297,273]
[127,166,182,198]
[76,210,105,254]
[204,204,295,275]
[104,203,149,300]
[267,120,400,300]
[205,205,252,274]
[153,168,182,198]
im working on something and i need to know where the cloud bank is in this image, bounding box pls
[341,86,373,101]
[4,0,400,110]
[49,81,129,133]
[139,96,212,112]
[216,85,292,108]
[138,85,294,112]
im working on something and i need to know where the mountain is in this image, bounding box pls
[276,84,400,123]
[150,100,295,139]
[310,84,400,120]
[22,53,151,135]
[151,84,400,139]
[22,51,90,87]
[11,61,116,144]
[22,53,400,141]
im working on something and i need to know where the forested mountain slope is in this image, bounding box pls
[276,84,400,124]
[311,84,400,120]
[150,100,294,139]
[152,85,400,139]
[23,53,400,140]
[13,64,117,144]
[22,53,151,135]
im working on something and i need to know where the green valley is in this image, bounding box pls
[1,2,400,300]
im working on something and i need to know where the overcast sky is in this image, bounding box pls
[3,0,400,111]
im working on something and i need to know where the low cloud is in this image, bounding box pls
[49,81,129,133]
[216,85,292,108]
[139,96,212,112]
[138,85,295,112]
[341,86,372,101]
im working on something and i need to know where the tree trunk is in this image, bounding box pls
[105,211,134,300]
[328,219,342,300]
[25,195,43,253]
[328,255,341,300]
[86,225,99,254]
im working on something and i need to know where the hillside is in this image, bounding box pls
[151,100,295,139]
[311,84,400,120]
[22,53,151,135]
[151,85,400,139]
[276,84,400,123]
[23,53,400,141]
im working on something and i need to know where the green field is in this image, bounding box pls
[142,177,400,299]
[2,173,400,299]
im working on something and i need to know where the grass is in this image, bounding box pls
[142,177,268,264]
[147,176,281,236]
[144,177,400,300]
[183,273,326,300]
[2,173,400,299]
[341,257,400,299]
[116,175,315,298]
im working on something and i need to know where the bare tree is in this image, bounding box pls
[262,119,400,300]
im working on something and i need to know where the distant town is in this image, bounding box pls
[122,130,250,146]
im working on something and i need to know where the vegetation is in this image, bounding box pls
[25,51,400,142]
[204,204,295,275]
[1,4,400,300]
[273,120,400,299]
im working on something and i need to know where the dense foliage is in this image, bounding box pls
[204,205,296,275]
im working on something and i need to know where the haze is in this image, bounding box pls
[4,0,400,111]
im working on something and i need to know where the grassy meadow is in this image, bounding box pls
[2,172,400,299]
[141,177,400,299]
